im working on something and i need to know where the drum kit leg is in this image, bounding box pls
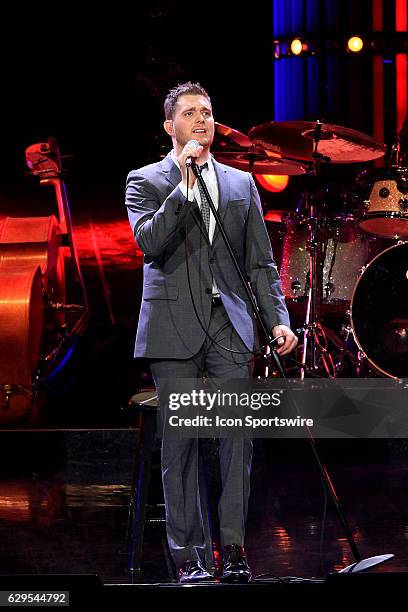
[213,119,408,380]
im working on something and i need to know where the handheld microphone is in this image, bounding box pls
[185,140,201,168]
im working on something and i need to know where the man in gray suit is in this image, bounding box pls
[126,82,297,583]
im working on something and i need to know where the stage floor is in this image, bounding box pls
[0,430,406,583]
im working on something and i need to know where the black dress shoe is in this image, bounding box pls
[178,560,213,584]
[221,544,252,583]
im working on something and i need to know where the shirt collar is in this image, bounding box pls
[170,149,213,173]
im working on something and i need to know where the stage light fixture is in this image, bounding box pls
[290,39,303,55]
[347,36,364,53]
[255,174,289,193]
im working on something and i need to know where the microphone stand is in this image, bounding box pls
[191,161,284,376]
[191,159,393,573]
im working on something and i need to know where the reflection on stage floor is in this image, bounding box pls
[0,432,407,583]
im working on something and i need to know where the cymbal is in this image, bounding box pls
[213,149,306,175]
[249,121,386,163]
[214,122,252,148]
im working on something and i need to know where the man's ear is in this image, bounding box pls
[163,120,174,136]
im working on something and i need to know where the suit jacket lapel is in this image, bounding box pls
[161,152,182,188]
[212,158,230,245]
[161,151,210,245]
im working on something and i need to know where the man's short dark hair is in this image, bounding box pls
[164,81,211,120]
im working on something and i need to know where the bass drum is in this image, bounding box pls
[351,241,408,379]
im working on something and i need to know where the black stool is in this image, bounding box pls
[126,390,169,574]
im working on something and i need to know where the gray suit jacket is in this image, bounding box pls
[126,152,290,358]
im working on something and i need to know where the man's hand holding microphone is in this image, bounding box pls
[178,140,203,192]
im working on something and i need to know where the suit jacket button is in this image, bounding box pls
[209,257,215,264]
[205,288,212,294]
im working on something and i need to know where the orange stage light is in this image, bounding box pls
[347,36,364,53]
[290,39,303,55]
[255,174,289,192]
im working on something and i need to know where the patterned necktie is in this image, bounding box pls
[196,163,210,233]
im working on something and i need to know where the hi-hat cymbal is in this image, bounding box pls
[213,149,306,175]
[214,122,252,148]
[249,121,386,163]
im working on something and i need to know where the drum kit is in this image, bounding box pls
[213,120,408,380]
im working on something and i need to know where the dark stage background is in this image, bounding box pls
[1,4,274,184]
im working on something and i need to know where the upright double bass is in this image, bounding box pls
[0,138,89,423]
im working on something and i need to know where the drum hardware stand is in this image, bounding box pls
[298,123,361,378]
[322,323,358,375]
[387,140,400,167]
[340,310,371,377]
[300,121,337,379]
[190,159,393,573]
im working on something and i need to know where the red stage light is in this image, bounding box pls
[396,0,408,32]
[255,174,289,193]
